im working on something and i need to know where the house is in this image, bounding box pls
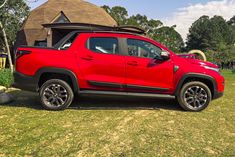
[15,0,117,48]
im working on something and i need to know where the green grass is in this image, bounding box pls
[0,70,234,156]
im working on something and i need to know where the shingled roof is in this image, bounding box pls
[15,0,117,47]
[23,0,117,29]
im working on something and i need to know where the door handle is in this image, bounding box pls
[127,61,138,66]
[81,55,93,61]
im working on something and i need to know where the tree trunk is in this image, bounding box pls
[0,21,14,73]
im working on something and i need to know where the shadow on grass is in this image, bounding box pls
[1,90,183,111]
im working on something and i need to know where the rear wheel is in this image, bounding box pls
[177,81,212,112]
[39,79,74,110]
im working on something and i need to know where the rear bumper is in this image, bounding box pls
[12,72,38,92]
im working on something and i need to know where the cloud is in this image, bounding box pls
[163,0,235,41]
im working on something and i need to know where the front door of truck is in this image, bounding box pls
[123,38,174,93]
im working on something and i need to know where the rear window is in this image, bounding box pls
[53,32,78,50]
[86,37,119,54]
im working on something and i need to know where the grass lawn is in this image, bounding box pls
[0,71,234,156]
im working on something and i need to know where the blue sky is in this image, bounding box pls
[29,0,235,40]
[29,0,209,19]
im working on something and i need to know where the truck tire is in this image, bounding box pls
[39,79,74,110]
[177,81,212,112]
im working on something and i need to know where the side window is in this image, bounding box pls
[127,39,162,59]
[87,37,119,54]
[59,33,78,50]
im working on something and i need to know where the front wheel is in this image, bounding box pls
[39,79,74,110]
[177,81,212,112]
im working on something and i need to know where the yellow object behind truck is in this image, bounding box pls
[0,53,7,69]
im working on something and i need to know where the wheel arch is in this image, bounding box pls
[35,67,79,93]
[174,73,217,98]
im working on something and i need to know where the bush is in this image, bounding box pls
[0,69,13,88]
[232,69,235,74]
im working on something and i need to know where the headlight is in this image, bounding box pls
[203,66,220,72]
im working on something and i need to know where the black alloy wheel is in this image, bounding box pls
[177,81,212,112]
[39,79,74,110]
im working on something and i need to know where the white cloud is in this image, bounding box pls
[163,0,235,41]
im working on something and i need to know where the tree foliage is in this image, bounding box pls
[187,15,235,51]
[227,16,235,47]
[187,15,235,62]
[153,26,184,52]
[127,14,163,37]
[101,5,128,25]
[0,0,29,49]
[227,15,235,29]
[206,45,235,63]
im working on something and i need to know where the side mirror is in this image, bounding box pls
[160,51,170,61]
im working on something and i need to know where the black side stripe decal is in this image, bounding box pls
[88,81,169,91]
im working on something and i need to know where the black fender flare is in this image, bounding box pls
[35,67,79,92]
[174,73,218,98]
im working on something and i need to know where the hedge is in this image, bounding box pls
[0,69,13,88]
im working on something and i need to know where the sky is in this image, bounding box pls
[28,0,235,40]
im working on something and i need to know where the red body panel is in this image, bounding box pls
[74,33,126,91]
[124,56,174,92]
[15,32,225,95]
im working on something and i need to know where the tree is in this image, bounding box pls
[127,14,148,27]
[0,0,29,71]
[211,16,235,46]
[227,15,235,28]
[127,14,163,37]
[206,45,235,63]
[101,6,128,25]
[187,16,211,50]
[101,5,111,15]
[227,16,235,41]
[0,0,29,48]
[153,26,184,52]
[186,15,235,51]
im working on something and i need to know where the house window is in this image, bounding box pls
[53,12,70,23]
[34,40,47,47]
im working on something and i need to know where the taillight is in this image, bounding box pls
[16,50,31,59]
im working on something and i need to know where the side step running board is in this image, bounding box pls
[79,90,175,99]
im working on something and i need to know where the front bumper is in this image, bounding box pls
[213,91,224,100]
[12,72,38,92]
[213,76,224,100]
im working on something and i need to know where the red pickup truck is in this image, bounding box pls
[14,28,224,111]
